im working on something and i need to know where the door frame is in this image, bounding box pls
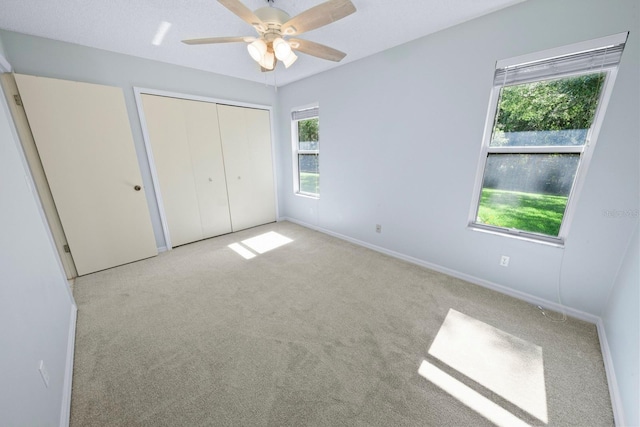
[133,87,277,251]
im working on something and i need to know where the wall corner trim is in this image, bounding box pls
[596,319,626,427]
[59,304,78,427]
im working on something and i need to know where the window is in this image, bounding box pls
[292,106,319,197]
[470,34,627,244]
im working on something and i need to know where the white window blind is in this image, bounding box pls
[494,43,626,86]
[292,107,319,121]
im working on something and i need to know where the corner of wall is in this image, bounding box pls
[595,318,627,427]
[0,37,12,73]
[59,304,78,427]
[599,221,639,427]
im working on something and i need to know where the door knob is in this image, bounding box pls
[134,185,141,191]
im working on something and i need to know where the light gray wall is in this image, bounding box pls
[276,0,639,317]
[603,223,639,427]
[0,71,75,425]
[0,30,277,249]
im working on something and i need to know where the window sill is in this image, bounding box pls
[468,224,565,248]
[295,192,319,200]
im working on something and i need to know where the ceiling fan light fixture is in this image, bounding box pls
[273,37,292,61]
[247,38,267,62]
[282,51,298,68]
[259,50,276,70]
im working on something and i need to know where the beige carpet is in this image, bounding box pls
[70,221,613,426]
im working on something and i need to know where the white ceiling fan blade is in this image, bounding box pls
[289,38,346,62]
[281,0,356,36]
[217,0,264,30]
[182,36,255,45]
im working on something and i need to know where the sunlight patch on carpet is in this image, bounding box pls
[419,360,531,427]
[228,243,257,260]
[428,309,547,423]
[229,231,293,260]
[242,231,293,254]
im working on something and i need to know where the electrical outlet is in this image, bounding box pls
[500,255,510,267]
[375,224,382,233]
[39,360,50,388]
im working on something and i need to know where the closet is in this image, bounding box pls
[139,94,276,248]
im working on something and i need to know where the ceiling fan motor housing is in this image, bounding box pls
[253,7,291,38]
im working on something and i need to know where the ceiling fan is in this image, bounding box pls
[182,0,356,71]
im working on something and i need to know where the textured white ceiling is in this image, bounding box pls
[0,0,524,87]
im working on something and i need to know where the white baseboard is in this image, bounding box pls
[280,216,598,323]
[59,303,78,427]
[596,319,626,427]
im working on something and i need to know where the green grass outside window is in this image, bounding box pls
[300,172,319,195]
[477,188,568,236]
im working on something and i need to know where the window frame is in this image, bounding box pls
[291,104,320,198]
[468,33,627,245]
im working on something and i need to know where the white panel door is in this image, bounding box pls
[15,74,157,275]
[141,94,231,247]
[217,105,276,231]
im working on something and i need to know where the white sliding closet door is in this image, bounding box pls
[14,74,158,275]
[217,105,276,231]
[141,95,202,247]
[182,99,233,239]
[141,94,231,247]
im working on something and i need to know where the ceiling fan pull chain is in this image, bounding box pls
[274,69,278,92]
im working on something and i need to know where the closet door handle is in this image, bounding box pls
[134,185,141,191]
